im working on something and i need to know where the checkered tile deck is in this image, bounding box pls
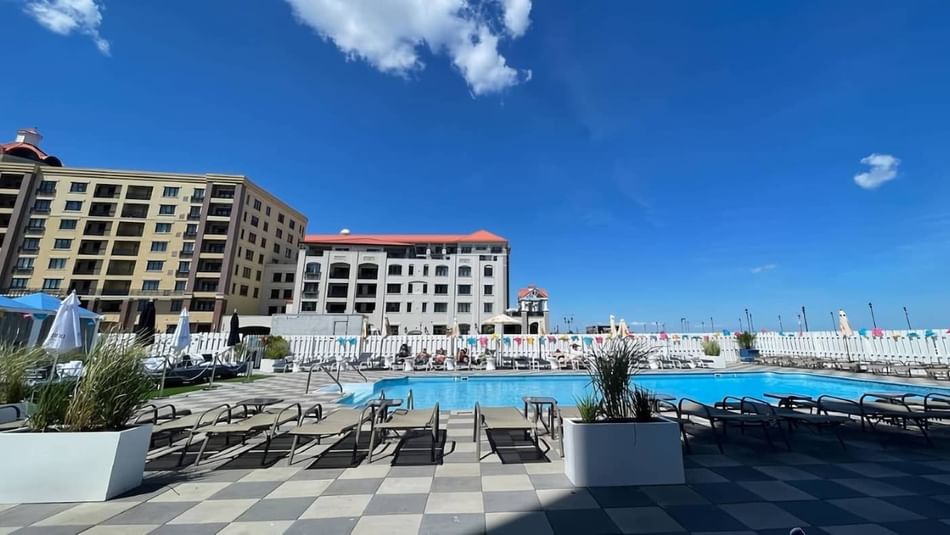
[3,367,950,534]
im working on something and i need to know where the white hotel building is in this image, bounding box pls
[288,230,509,335]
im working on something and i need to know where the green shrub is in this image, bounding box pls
[736,331,757,350]
[0,345,44,404]
[586,338,656,422]
[574,393,600,423]
[263,336,291,359]
[28,381,73,431]
[63,341,154,432]
[701,339,721,356]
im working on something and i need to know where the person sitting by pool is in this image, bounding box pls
[457,348,469,364]
[415,348,430,366]
[551,349,567,366]
[434,349,447,366]
[398,343,411,361]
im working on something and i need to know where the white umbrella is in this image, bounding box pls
[486,314,520,367]
[619,318,630,338]
[609,315,617,339]
[383,316,392,338]
[838,309,854,337]
[161,308,191,395]
[42,291,84,380]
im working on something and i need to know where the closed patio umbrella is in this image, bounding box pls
[42,291,83,380]
[486,314,520,367]
[619,318,630,338]
[159,308,191,395]
[136,300,156,347]
[609,315,617,338]
[227,310,241,346]
[838,309,854,362]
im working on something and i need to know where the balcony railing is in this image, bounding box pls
[179,249,194,257]
[13,266,33,274]
[304,271,321,280]
[190,194,205,203]
[31,206,50,214]
[24,227,45,235]
[36,188,56,196]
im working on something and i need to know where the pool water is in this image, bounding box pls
[332,372,950,410]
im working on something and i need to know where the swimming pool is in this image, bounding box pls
[331,372,950,410]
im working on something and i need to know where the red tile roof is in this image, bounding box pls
[304,229,507,246]
[518,287,549,299]
[0,142,62,166]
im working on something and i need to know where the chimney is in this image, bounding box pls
[15,128,42,147]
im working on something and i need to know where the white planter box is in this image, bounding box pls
[259,359,288,373]
[0,424,152,503]
[563,417,685,487]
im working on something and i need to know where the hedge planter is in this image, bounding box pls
[0,424,152,503]
[563,417,685,487]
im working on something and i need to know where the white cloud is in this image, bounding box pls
[750,263,777,274]
[854,153,900,190]
[24,0,110,55]
[283,0,532,95]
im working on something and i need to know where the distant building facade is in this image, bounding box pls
[515,285,549,334]
[289,230,510,335]
[0,129,307,332]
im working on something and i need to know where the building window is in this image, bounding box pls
[457,302,471,313]
[21,238,40,251]
[242,267,252,278]
[278,213,285,223]
[248,232,257,244]
[251,216,259,228]
[142,280,160,291]
[435,265,448,277]
[253,287,259,298]
[42,279,62,290]
[174,281,187,292]
[253,199,262,210]
[158,205,176,215]
[48,258,66,269]
[27,218,45,230]
[53,239,72,249]
[70,182,87,193]
[276,229,283,239]
[273,243,280,254]
[484,265,494,277]
[355,302,376,314]
[434,302,447,313]
[178,261,190,273]
[386,283,401,294]
[163,186,180,198]
[484,284,493,295]
[245,250,254,260]
[10,278,28,289]
[432,325,447,335]
[239,285,249,296]
[285,247,292,258]
[388,265,402,276]
[458,266,472,277]
[272,272,282,283]
[434,284,448,295]
[461,246,472,254]
[37,180,55,193]
[155,223,172,233]
[146,260,164,271]
[15,258,34,270]
[302,301,317,312]
[283,289,293,299]
[484,302,493,313]
[385,302,400,313]
[256,270,262,281]
[192,188,205,201]
[406,302,413,313]
[33,199,51,212]
[265,206,271,216]
[458,284,471,295]
[289,220,296,229]
[59,219,77,230]
[268,306,278,315]
[151,241,168,252]
[64,200,82,211]
[170,299,183,312]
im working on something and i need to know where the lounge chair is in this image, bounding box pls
[0,404,25,432]
[193,403,304,466]
[149,404,233,465]
[134,403,192,425]
[816,393,948,446]
[287,406,375,464]
[723,396,849,448]
[473,403,539,459]
[368,404,441,463]
[678,398,785,453]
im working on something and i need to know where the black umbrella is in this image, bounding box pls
[135,300,156,346]
[227,310,241,346]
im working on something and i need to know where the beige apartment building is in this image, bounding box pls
[0,129,306,332]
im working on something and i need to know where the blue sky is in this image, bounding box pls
[4,0,950,331]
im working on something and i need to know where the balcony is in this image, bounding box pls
[184,229,198,238]
[193,279,219,292]
[111,242,140,256]
[24,226,45,235]
[116,222,145,237]
[120,204,149,219]
[88,203,116,217]
[72,261,101,276]
[210,186,235,199]
[69,281,97,294]
[207,204,232,218]
[36,187,56,197]
[125,186,152,200]
[13,266,33,274]
[31,205,50,214]
[78,241,106,255]
[101,283,132,296]
[106,260,136,276]
[93,186,121,198]
[201,241,226,254]
[204,224,228,236]
[19,243,39,253]
[190,193,205,203]
[83,222,111,236]
[304,270,321,280]
[179,249,194,258]
[187,211,202,221]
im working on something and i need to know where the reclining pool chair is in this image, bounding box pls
[0,404,25,432]
[473,403,539,459]
[723,396,849,449]
[368,403,441,463]
[149,404,233,465]
[817,393,950,446]
[678,398,784,453]
[287,406,375,465]
[194,403,305,466]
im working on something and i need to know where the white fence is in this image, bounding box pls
[101,328,950,367]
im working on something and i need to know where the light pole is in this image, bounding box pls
[830,311,837,333]
[738,317,744,332]
[563,315,574,334]
[710,316,714,332]
[801,305,809,332]
[744,308,752,333]
[868,302,877,329]
[903,306,912,330]
[797,313,802,334]
[778,314,784,332]
[749,312,755,332]
[680,317,686,332]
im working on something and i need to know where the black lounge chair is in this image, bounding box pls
[678,398,785,453]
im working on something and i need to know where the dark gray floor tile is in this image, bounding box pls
[481,463,527,476]
[483,490,542,512]
[883,462,943,475]
[690,483,763,504]
[545,508,621,534]
[710,466,777,482]
[236,497,316,521]
[798,464,864,479]
[432,476,482,492]
[880,519,950,534]
[322,477,383,495]
[12,527,89,535]
[529,474,574,489]
[787,479,865,499]
[0,504,76,527]
[389,465,438,477]
[420,513,486,535]
[777,500,865,525]
[285,517,359,535]
[642,486,709,506]
[102,502,199,525]
[364,493,429,515]
[149,524,228,535]
[291,468,345,480]
[208,481,282,500]
[664,505,749,532]
[881,495,950,519]
[587,486,655,508]
[881,476,950,496]
[828,497,924,523]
